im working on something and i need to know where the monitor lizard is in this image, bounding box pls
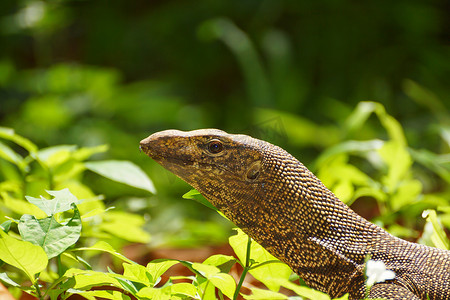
[140,129,450,300]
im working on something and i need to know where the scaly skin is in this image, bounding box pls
[140,129,450,300]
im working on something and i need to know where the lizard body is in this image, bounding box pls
[140,129,450,300]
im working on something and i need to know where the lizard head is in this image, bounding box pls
[139,129,266,210]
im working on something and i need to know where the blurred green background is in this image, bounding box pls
[0,0,449,248]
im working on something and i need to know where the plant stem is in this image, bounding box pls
[34,280,44,300]
[233,235,252,300]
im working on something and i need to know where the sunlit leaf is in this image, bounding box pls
[1,192,47,218]
[183,189,217,210]
[146,259,179,285]
[271,278,331,300]
[85,160,156,194]
[203,254,236,273]
[229,228,291,291]
[100,211,150,243]
[0,230,48,283]
[0,141,27,171]
[378,141,413,192]
[71,271,122,290]
[0,272,20,287]
[25,188,81,216]
[121,263,151,285]
[136,285,172,299]
[73,241,135,264]
[170,282,197,298]
[18,205,82,259]
[242,288,288,300]
[192,263,236,299]
[68,290,131,300]
[420,210,449,250]
[35,145,77,168]
[0,127,38,153]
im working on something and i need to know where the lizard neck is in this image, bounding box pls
[210,144,386,297]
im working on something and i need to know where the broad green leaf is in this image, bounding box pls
[122,263,151,285]
[196,275,216,299]
[272,278,331,300]
[35,145,77,168]
[378,141,413,192]
[0,230,48,283]
[73,241,136,264]
[0,127,38,153]
[192,262,220,277]
[0,272,20,287]
[1,192,47,218]
[73,144,109,161]
[229,228,291,291]
[170,282,197,298]
[388,179,422,211]
[409,148,450,184]
[25,188,80,216]
[243,288,288,299]
[403,80,446,115]
[420,210,450,250]
[136,285,172,299]
[255,108,340,147]
[203,254,236,273]
[100,211,150,243]
[192,263,236,299]
[317,154,373,204]
[315,139,384,168]
[71,271,122,290]
[18,205,82,259]
[146,259,179,285]
[68,290,131,300]
[0,220,11,232]
[345,102,406,145]
[85,160,156,194]
[183,189,217,210]
[0,141,27,171]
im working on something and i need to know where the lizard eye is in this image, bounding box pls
[207,139,224,154]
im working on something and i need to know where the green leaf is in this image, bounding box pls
[85,160,156,194]
[192,263,236,299]
[170,282,197,298]
[183,189,217,210]
[203,254,236,273]
[146,259,179,285]
[242,288,288,299]
[378,141,413,192]
[0,220,12,232]
[420,210,450,250]
[35,145,77,168]
[25,188,81,216]
[229,228,291,291]
[0,272,21,287]
[18,204,82,259]
[0,141,27,171]
[69,270,122,290]
[0,127,38,154]
[272,278,331,300]
[100,211,151,243]
[136,286,172,299]
[73,241,136,265]
[122,263,151,285]
[0,230,48,283]
[69,290,131,300]
[1,192,47,218]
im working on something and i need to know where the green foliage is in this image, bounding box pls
[0,105,449,299]
[314,102,450,238]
